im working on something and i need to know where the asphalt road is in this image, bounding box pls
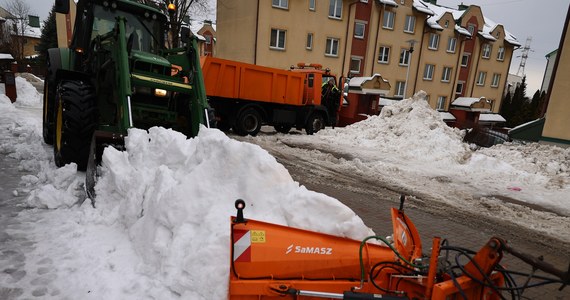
[232,130,570,300]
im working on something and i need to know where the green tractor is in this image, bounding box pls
[42,0,210,197]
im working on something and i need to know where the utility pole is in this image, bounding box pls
[516,37,533,77]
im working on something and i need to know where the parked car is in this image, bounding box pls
[464,127,511,148]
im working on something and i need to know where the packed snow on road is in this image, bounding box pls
[0,76,568,299]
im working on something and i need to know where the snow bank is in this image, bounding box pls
[14,76,42,106]
[89,127,374,299]
[312,91,470,164]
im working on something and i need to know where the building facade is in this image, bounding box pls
[216,0,520,113]
[541,4,570,145]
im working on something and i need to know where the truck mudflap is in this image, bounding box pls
[85,130,126,202]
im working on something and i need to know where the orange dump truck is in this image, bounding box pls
[200,56,343,136]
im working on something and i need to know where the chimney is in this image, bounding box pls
[458,2,469,10]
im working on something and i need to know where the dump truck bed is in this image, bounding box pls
[200,56,306,106]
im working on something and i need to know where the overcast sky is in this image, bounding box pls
[21,0,570,95]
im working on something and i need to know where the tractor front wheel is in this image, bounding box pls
[53,80,97,171]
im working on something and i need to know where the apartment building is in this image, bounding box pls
[216,0,520,113]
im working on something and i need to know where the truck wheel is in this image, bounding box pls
[305,113,325,135]
[274,124,292,134]
[53,80,97,171]
[235,108,262,136]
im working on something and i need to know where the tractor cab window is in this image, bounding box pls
[91,5,163,54]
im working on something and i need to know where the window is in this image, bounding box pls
[329,0,342,19]
[306,33,313,50]
[396,81,406,97]
[378,46,390,63]
[399,49,410,65]
[383,11,395,29]
[437,96,446,111]
[272,0,288,9]
[491,73,501,87]
[482,44,491,59]
[444,20,449,28]
[423,64,435,80]
[270,29,286,50]
[404,15,415,33]
[428,33,439,50]
[447,37,457,53]
[441,67,452,82]
[456,82,464,94]
[497,47,505,61]
[467,23,475,35]
[461,54,469,67]
[325,37,339,56]
[477,71,487,86]
[354,22,365,38]
[350,57,362,74]
[309,0,315,11]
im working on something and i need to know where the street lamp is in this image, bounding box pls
[403,39,417,99]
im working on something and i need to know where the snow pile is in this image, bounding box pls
[315,91,470,163]
[479,143,570,176]
[0,75,42,107]
[14,76,42,106]
[87,126,373,298]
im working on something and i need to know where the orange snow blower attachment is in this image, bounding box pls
[228,198,570,300]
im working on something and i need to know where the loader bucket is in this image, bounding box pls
[85,130,125,201]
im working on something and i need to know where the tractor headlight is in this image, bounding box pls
[154,89,169,97]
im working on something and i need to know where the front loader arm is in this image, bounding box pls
[187,35,209,136]
[113,16,133,130]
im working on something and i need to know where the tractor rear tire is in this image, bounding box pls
[42,55,58,145]
[53,80,97,171]
[42,78,55,145]
[305,113,325,135]
[235,108,262,136]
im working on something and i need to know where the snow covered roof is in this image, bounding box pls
[377,0,398,7]
[185,20,216,42]
[455,24,471,36]
[25,26,41,38]
[452,97,486,107]
[419,0,518,45]
[0,53,14,60]
[439,111,456,121]
[348,74,391,95]
[479,113,506,123]
[413,1,434,15]
[451,97,492,112]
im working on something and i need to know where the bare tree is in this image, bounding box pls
[139,0,213,48]
[4,0,31,60]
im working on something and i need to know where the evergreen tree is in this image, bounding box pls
[505,76,531,127]
[500,91,513,122]
[37,5,58,65]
